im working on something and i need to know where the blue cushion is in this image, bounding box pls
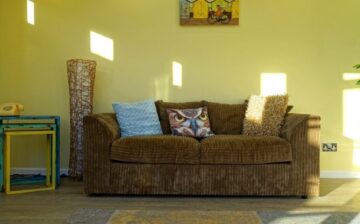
[112,100,163,137]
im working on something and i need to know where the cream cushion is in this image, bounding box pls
[243,95,288,136]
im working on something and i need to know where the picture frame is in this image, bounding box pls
[180,0,240,26]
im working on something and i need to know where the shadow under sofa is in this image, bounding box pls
[83,102,320,197]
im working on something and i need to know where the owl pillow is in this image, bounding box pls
[166,107,213,138]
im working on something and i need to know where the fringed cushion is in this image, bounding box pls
[243,95,288,136]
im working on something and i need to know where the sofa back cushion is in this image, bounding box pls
[204,101,247,135]
[155,100,204,134]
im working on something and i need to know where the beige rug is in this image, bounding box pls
[67,208,360,224]
[108,210,261,224]
[67,209,261,224]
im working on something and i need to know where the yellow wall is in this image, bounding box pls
[0,0,360,173]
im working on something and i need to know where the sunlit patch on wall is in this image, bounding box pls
[353,143,360,167]
[261,73,287,96]
[90,31,114,61]
[27,0,35,25]
[343,89,360,141]
[172,62,183,87]
[343,73,360,81]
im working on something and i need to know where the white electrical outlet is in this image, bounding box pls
[322,143,337,152]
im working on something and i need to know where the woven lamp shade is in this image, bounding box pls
[67,59,96,179]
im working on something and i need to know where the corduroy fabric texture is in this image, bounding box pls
[204,101,247,135]
[155,100,204,134]
[283,114,321,197]
[83,113,320,197]
[83,113,119,194]
[111,135,200,164]
[109,163,291,196]
[200,135,292,165]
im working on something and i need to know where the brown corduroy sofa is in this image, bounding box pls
[83,101,320,197]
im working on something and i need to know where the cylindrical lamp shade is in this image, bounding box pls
[67,59,96,179]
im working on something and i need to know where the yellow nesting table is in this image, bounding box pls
[4,130,56,194]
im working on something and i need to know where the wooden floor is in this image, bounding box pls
[0,178,360,223]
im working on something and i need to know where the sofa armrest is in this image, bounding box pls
[280,113,321,196]
[83,113,119,194]
[280,114,317,140]
[86,113,119,142]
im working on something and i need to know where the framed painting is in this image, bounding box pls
[180,0,240,26]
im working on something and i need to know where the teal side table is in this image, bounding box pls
[0,115,60,191]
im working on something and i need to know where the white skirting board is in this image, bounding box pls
[320,171,360,179]
[11,168,69,176]
[9,168,360,179]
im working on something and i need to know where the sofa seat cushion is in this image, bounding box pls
[111,135,200,164]
[200,135,292,165]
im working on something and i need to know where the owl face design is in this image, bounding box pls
[167,107,213,138]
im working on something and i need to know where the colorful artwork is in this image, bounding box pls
[180,0,240,26]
